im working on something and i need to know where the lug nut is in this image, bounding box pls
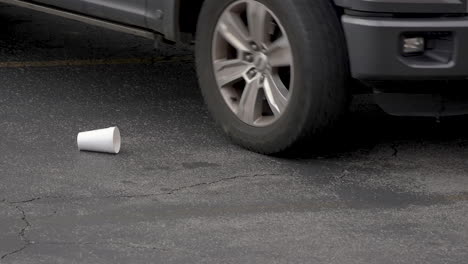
[251,43,259,51]
[245,54,254,62]
[247,69,257,78]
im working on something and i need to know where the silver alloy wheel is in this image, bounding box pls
[212,0,294,127]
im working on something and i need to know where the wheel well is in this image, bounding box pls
[179,0,205,36]
[177,0,343,39]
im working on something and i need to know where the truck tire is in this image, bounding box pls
[196,0,350,154]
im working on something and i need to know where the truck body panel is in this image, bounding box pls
[334,0,467,14]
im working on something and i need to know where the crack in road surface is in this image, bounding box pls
[0,173,279,260]
[6,173,281,204]
[10,197,42,204]
[34,241,174,252]
[2,174,468,261]
[1,203,32,261]
[163,173,281,195]
[391,143,399,157]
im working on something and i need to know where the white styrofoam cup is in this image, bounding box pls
[77,127,121,154]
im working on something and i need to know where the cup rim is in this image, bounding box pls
[112,127,121,154]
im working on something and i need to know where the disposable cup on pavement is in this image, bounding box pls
[77,127,121,154]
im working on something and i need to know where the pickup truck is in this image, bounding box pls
[2,0,468,154]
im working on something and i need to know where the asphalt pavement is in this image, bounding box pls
[0,5,467,264]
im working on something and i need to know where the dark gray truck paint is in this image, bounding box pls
[32,0,83,13]
[10,0,179,41]
[146,0,179,41]
[337,0,468,80]
[82,0,147,28]
[342,16,468,80]
[334,0,467,13]
[33,0,147,28]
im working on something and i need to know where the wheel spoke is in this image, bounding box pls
[214,59,249,86]
[267,36,292,67]
[247,1,270,46]
[237,78,262,125]
[217,11,251,52]
[264,73,288,116]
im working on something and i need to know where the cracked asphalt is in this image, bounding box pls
[1,5,468,264]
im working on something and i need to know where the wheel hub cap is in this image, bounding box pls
[212,0,294,127]
[253,53,269,73]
